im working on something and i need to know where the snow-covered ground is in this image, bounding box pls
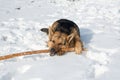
[0,0,120,80]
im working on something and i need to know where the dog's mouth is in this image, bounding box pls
[50,48,57,56]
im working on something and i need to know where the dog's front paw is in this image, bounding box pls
[75,46,82,54]
[57,51,65,56]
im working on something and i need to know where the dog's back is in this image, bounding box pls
[55,19,80,36]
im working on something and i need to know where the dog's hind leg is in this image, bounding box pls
[40,28,49,34]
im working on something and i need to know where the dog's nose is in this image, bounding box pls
[50,48,56,56]
[50,48,55,53]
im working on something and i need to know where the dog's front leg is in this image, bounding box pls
[75,40,83,54]
[57,51,65,56]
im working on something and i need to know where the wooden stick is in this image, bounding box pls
[0,48,74,61]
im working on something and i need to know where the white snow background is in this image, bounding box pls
[0,0,120,80]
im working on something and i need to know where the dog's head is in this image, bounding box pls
[48,30,75,56]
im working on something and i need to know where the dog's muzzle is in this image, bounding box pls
[50,48,56,56]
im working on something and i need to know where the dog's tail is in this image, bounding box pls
[40,28,49,34]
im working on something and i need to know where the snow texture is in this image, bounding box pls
[0,0,120,80]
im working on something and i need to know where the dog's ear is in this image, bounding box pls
[40,28,49,34]
[49,26,54,40]
[48,22,59,40]
[67,33,75,43]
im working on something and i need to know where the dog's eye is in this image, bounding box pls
[58,43,62,45]
[50,40,55,43]
[52,40,55,43]
[63,40,66,45]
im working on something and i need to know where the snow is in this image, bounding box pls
[0,0,120,80]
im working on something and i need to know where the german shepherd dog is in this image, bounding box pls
[41,19,84,56]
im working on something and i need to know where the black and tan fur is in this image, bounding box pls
[41,19,84,56]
